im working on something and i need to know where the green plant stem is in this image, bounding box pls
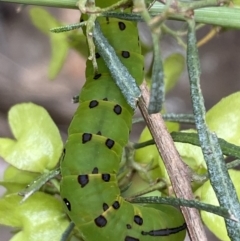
[129,196,236,221]
[177,0,228,9]
[150,2,240,29]
[133,113,196,124]
[2,0,240,29]
[134,132,240,161]
[161,24,187,49]
[172,132,240,159]
[1,0,79,9]
[126,180,167,198]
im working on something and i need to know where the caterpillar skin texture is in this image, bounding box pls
[60,1,186,240]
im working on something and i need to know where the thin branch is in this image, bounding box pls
[138,82,207,241]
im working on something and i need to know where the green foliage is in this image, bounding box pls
[206,92,240,146]
[134,121,180,183]
[0,192,69,241]
[0,166,39,194]
[0,103,67,241]
[135,92,240,239]
[175,92,240,175]
[146,53,185,93]
[0,103,62,173]
[195,170,240,241]
[2,92,239,240]
[233,0,240,7]
[29,7,69,79]
[29,7,88,80]
[0,1,240,241]
[163,53,185,93]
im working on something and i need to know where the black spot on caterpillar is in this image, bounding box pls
[60,1,186,240]
[94,73,102,80]
[125,236,139,241]
[122,51,130,58]
[95,215,107,227]
[89,100,99,108]
[102,173,110,182]
[112,200,120,210]
[96,131,102,135]
[63,198,71,211]
[92,167,99,174]
[82,133,92,143]
[126,224,132,229]
[105,138,115,149]
[134,215,143,226]
[103,203,109,211]
[78,174,89,188]
[118,21,126,31]
[95,52,101,58]
[113,104,122,115]
[141,223,187,236]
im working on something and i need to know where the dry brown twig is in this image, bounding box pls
[138,82,207,241]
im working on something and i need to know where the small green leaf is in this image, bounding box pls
[0,182,26,195]
[29,7,89,79]
[174,129,208,171]
[164,53,185,93]
[134,122,179,182]
[29,7,70,79]
[0,192,69,241]
[4,165,39,184]
[194,170,240,241]
[29,7,62,35]
[48,34,69,79]
[0,103,63,173]
[232,0,240,7]
[175,92,240,175]
[206,92,240,146]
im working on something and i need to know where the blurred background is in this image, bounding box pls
[0,2,240,240]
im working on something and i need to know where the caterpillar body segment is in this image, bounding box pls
[60,1,186,240]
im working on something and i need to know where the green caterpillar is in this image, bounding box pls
[60,1,186,240]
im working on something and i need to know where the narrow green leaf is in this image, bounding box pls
[93,21,141,109]
[187,20,240,240]
[131,196,232,220]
